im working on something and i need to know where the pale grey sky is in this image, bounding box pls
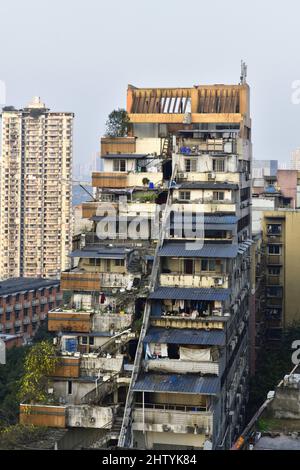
[1,0,300,170]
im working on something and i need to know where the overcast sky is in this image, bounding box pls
[1,0,300,171]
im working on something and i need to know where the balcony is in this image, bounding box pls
[150,316,226,330]
[48,310,92,333]
[14,320,22,327]
[132,405,213,435]
[92,171,128,189]
[14,303,22,310]
[24,301,31,308]
[32,314,39,323]
[143,358,219,375]
[92,313,133,333]
[49,356,81,378]
[267,255,282,265]
[32,299,39,306]
[267,276,281,286]
[101,136,136,156]
[23,317,31,325]
[19,404,66,428]
[60,271,101,291]
[67,405,113,428]
[159,273,229,289]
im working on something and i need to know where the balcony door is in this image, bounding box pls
[184,259,194,275]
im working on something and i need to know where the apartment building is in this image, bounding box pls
[19,76,253,450]
[118,80,252,450]
[0,277,62,342]
[0,97,73,279]
[262,210,300,341]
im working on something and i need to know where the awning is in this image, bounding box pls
[144,327,225,346]
[149,287,231,302]
[133,373,220,395]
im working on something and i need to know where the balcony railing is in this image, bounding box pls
[267,255,282,265]
[132,406,213,434]
[159,273,228,289]
[48,310,92,333]
[143,358,219,375]
[60,271,101,291]
[19,404,66,428]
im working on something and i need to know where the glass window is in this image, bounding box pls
[184,159,197,172]
[115,259,125,266]
[212,159,225,172]
[113,159,126,172]
[213,191,225,201]
[201,259,216,271]
[268,245,281,255]
[179,191,191,201]
[267,224,282,235]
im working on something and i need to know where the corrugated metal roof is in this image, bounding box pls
[70,246,133,259]
[149,287,231,301]
[144,327,225,346]
[0,277,59,297]
[158,243,238,258]
[133,373,220,395]
[177,182,238,190]
[102,153,147,159]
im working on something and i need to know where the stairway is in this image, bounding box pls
[118,163,178,448]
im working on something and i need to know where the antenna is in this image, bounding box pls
[240,60,247,84]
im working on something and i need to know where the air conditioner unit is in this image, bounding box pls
[208,172,216,181]
[178,172,188,180]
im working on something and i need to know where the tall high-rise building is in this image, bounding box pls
[119,80,253,450]
[0,97,73,279]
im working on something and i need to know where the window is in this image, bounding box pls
[213,191,225,201]
[201,259,216,271]
[115,259,125,266]
[267,286,283,298]
[268,267,280,275]
[267,224,282,235]
[179,191,191,201]
[89,258,101,266]
[89,336,94,346]
[82,336,88,345]
[67,380,73,395]
[184,159,197,172]
[113,159,126,172]
[212,158,225,172]
[268,245,281,255]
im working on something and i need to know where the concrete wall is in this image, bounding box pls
[67,405,113,428]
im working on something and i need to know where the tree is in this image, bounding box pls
[105,108,130,137]
[18,341,58,404]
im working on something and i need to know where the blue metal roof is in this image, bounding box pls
[158,243,238,258]
[133,373,220,395]
[204,215,238,225]
[144,327,225,346]
[149,287,231,301]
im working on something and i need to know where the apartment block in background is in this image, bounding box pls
[0,277,62,342]
[262,210,300,342]
[0,97,73,279]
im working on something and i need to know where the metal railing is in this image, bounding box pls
[118,164,178,448]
